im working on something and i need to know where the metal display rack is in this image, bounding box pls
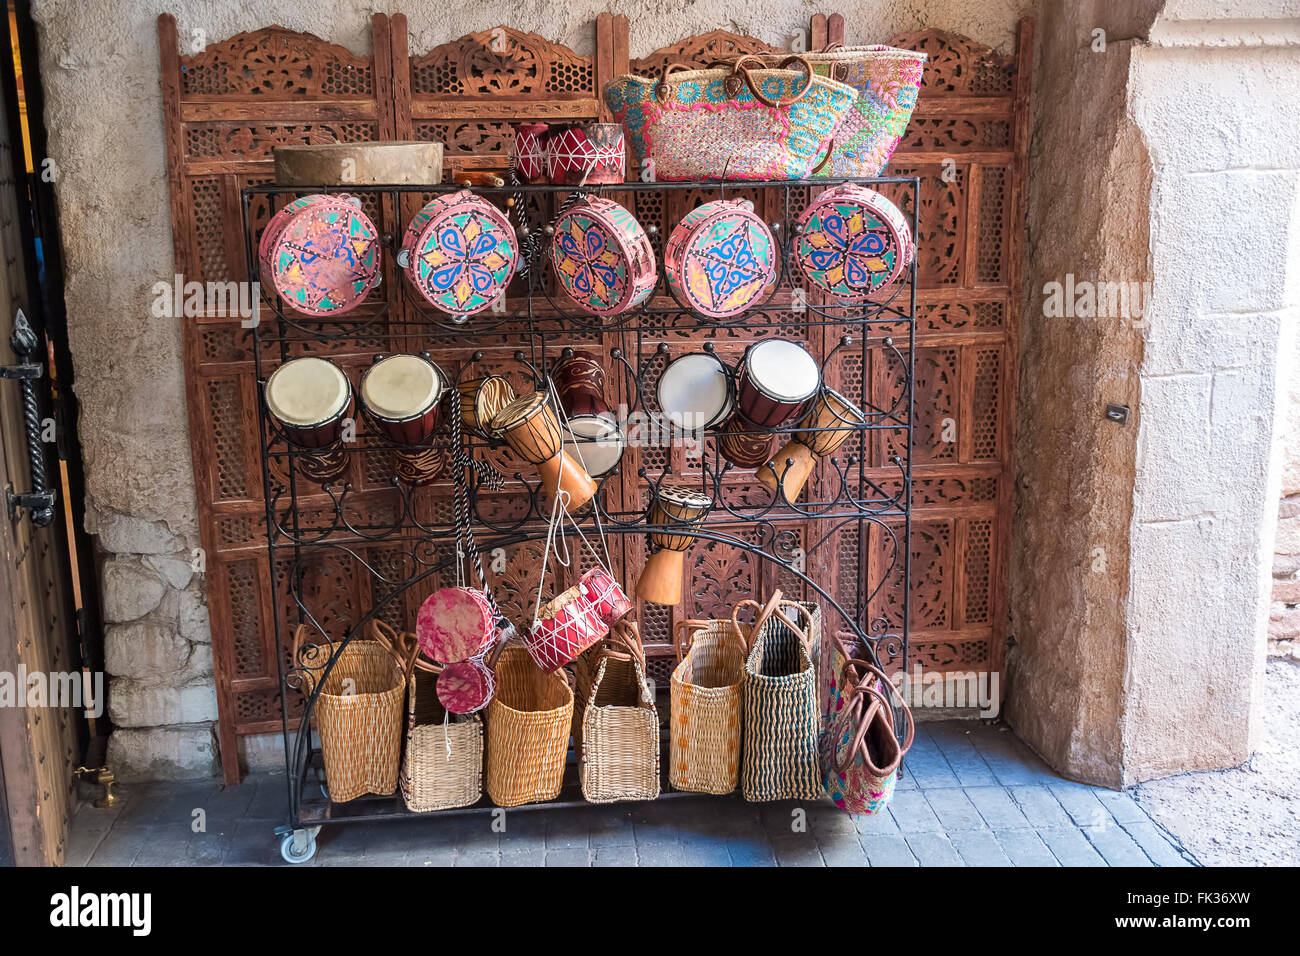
[241,176,918,862]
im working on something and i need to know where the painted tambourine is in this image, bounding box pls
[551,196,657,316]
[258,194,382,316]
[794,184,914,301]
[398,191,518,319]
[664,199,777,319]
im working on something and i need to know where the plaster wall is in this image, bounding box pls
[29,0,1032,779]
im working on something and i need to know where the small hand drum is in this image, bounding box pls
[513,122,551,184]
[456,373,517,438]
[436,657,497,714]
[359,354,449,485]
[526,583,609,672]
[259,194,382,316]
[263,356,353,484]
[716,413,776,470]
[760,387,866,500]
[489,391,598,512]
[637,485,713,606]
[416,587,496,664]
[577,566,633,626]
[664,199,777,319]
[657,351,735,432]
[552,350,611,420]
[398,191,518,320]
[545,123,626,185]
[794,183,913,301]
[735,339,821,428]
[551,196,656,316]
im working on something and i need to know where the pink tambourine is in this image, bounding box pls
[664,199,778,319]
[577,566,632,626]
[436,657,497,715]
[794,183,914,302]
[258,194,382,316]
[550,196,656,316]
[416,587,496,664]
[397,191,518,319]
[525,583,609,672]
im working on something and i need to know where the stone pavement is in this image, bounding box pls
[68,720,1199,867]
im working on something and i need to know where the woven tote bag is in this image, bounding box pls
[378,620,484,813]
[294,623,411,803]
[669,617,748,794]
[604,55,857,181]
[485,644,574,807]
[821,635,915,815]
[740,593,824,802]
[578,621,660,803]
[729,46,925,177]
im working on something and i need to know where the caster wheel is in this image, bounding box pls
[280,832,317,864]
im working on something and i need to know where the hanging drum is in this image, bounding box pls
[263,357,353,484]
[794,184,913,301]
[398,190,518,320]
[456,373,517,438]
[760,387,867,501]
[513,123,551,184]
[553,350,625,479]
[259,194,381,316]
[416,586,497,664]
[735,339,821,428]
[359,354,449,485]
[545,123,626,185]
[656,351,735,432]
[551,196,656,316]
[664,199,777,319]
[489,391,599,512]
[436,657,497,715]
[637,485,713,607]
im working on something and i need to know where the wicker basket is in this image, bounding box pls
[485,644,574,807]
[578,621,659,803]
[377,620,483,814]
[740,594,824,802]
[669,617,748,795]
[294,623,411,804]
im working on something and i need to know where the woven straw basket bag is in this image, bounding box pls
[294,622,412,804]
[740,593,824,802]
[369,620,483,814]
[576,621,660,803]
[669,616,749,794]
[485,644,574,807]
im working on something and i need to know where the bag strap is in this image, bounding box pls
[366,618,422,680]
[672,619,710,662]
[832,656,915,775]
[730,588,783,652]
[737,54,814,108]
[654,62,696,103]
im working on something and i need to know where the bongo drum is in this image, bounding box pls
[552,350,611,420]
[735,339,821,428]
[664,199,778,318]
[526,583,609,672]
[398,190,517,319]
[716,413,777,470]
[794,183,914,301]
[264,357,353,484]
[551,196,656,316]
[457,374,517,437]
[513,122,551,184]
[436,657,496,714]
[760,387,867,500]
[259,194,382,316]
[359,354,448,485]
[637,485,712,606]
[563,414,626,478]
[656,351,734,432]
[488,392,598,512]
[545,123,626,185]
[416,586,496,664]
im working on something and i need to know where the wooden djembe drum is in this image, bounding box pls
[359,353,450,485]
[488,391,598,511]
[637,485,713,606]
[759,387,867,500]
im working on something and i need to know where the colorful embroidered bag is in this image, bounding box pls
[820,634,915,815]
[604,56,858,181]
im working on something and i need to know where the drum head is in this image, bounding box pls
[551,198,644,315]
[794,186,912,300]
[746,340,820,403]
[487,390,547,435]
[658,353,731,430]
[674,200,777,318]
[563,415,625,477]
[265,357,351,427]
[360,354,442,421]
[417,587,494,663]
[656,484,712,516]
[270,196,381,315]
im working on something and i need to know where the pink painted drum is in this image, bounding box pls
[513,122,551,184]
[664,199,778,319]
[398,191,518,319]
[794,183,914,301]
[735,339,821,428]
[436,657,496,715]
[359,354,449,485]
[545,123,626,185]
[551,196,656,316]
[264,357,353,484]
[526,583,609,672]
[416,587,496,664]
[656,351,734,432]
[577,566,633,626]
[259,194,382,316]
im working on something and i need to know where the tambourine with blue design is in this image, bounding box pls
[550,196,656,316]
[794,184,913,301]
[664,198,777,319]
[398,191,518,320]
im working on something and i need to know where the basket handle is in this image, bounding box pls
[736,54,814,108]
[832,658,915,776]
[654,62,696,103]
[672,619,711,662]
[774,600,815,653]
[366,618,422,679]
[730,588,783,652]
[290,623,332,696]
[606,618,647,674]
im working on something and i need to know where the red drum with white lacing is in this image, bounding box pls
[526,583,609,672]
[513,123,551,184]
[545,123,626,185]
[416,587,496,664]
[577,566,633,626]
[436,657,497,715]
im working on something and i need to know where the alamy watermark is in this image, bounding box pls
[895,663,999,718]
[1043,273,1151,324]
[151,274,261,327]
[0,666,103,719]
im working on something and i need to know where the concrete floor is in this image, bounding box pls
[68,719,1198,867]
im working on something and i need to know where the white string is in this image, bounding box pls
[442,708,452,761]
[545,374,616,574]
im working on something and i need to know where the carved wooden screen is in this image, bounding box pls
[160,13,1030,783]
